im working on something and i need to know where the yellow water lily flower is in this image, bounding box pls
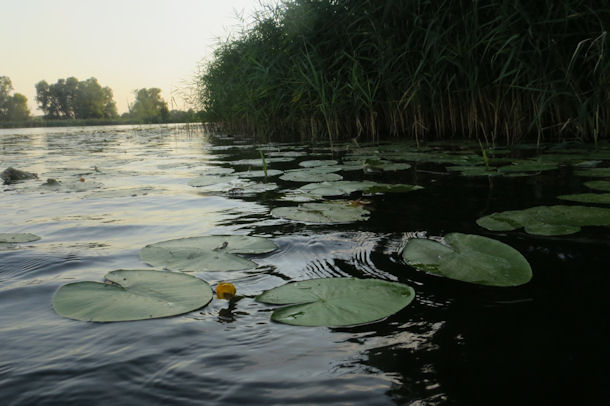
[216,282,236,299]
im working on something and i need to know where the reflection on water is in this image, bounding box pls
[1,124,609,405]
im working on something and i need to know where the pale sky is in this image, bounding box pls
[1,0,264,115]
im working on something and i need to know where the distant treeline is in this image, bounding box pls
[198,0,609,144]
[0,75,200,128]
[0,110,202,129]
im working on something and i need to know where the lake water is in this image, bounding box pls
[1,124,609,405]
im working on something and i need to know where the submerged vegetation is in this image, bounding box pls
[198,0,609,144]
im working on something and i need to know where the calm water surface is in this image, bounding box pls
[1,125,609,405]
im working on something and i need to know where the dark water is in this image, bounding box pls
[1,125,609,405]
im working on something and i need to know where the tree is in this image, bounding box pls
[35,77,117,119]
[130,88,169,123]
[74,78,117,119]
[0,76,30,121]
[6,93,30,121]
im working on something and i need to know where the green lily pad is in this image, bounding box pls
[575,168,610,177]
[230,157,294,166]
[280,168,343,182]
[198,167,235,175]
[140,235,278,272]
[558,193,610,204]
[337,161,366,171]
[585,180,610,192]
[271,201,370,223]
[236,169,283,178]
[52,269,213,322]
[574,160,602,168]
[0,233,41,243]
[187,175,236,187]
[364,159,412,172]
[299,180,422,197]
[363,184,424,194]
[256,278,415,327]
[299,159,338,168]
[498,161,558,173]
[401,233,532,286]
[448,166,499,177]
[477,205,610,235]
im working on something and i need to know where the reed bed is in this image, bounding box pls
[198,0,609,144]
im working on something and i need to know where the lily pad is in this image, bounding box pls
[585,180,610,192]
[236,169,283,178]
[477,205,610,235]
[299,159,338,168]
[364,159,412,172]
[280,168,343,182]
[0,233,41,243]
[299,180,422,197]
[401,233,532,286]
[52,269,213,322]
[271,201,370,223]
[230,157,294,166]
[187,175,236,187]
[498,161,558,173]
[575,168,610,177]
[256,278,415,327]
[140,235,278,272]
[558,193,610,204]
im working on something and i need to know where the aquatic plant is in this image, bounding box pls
[477,205,610,235]
[0,232,41,243]
[198,0,609,144]
[558,193,610,204]
[271,201,370,223]
[140,235,278,272]
[256,278,415,327]
[53,270,213,322]
[402,233,532,286]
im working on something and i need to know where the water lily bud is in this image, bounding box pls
[216,282,236,299]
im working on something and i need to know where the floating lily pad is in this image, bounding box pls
[0,232,41,243]
[401,233,532,286]
[226,181,278,195]
[575,168,610,177]
[236,169,283,178]
[271,201,370,223]
[337,161,366,171]
[585,180,610,192]
[198,167,235,175]
[140,235,278,272]
[574,160,602,168]
[364,159,412,172]
[280,168,343,182]
[299,180,422,197]
[477,205,610,235]
[187,175,236,187]
[299,159,338,168]
[256,278,415,327]
[498,161,558,173]
[230,157,294,166]
[558,193,610,204]
[298,180,378,196]
[52,269,213,322]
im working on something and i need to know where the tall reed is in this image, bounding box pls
[198,0,609,144]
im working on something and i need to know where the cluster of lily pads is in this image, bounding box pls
[31,141,610,326]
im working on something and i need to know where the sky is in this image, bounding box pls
[1,0,263,115]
